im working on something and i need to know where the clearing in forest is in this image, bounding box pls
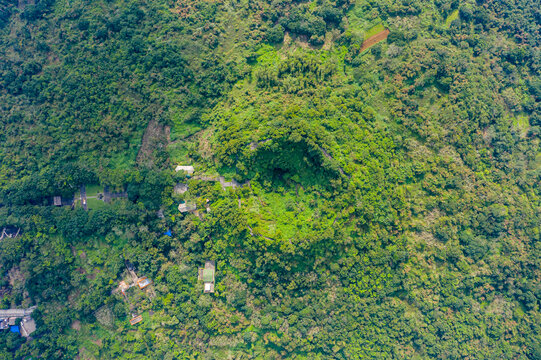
[364,23,386,39]
[360,28,390,52]
[137,119,170,167]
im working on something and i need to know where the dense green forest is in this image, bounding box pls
[0,0,539,358]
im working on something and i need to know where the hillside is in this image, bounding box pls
[0,0,540,359]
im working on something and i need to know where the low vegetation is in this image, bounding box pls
[0,0,539,359]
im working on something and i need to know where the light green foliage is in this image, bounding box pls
[444,9,459,28]
[364,23,386,39]
[0,0,540,359]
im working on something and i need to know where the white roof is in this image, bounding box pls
[204,283,212,291]
[178,203,196,213]
[21,318,36,337]
[175,166,194,174]
[174,183,189,194]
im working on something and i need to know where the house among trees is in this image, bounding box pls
[137,277,151,289]
[0,307,37,338]
[175,165,194,175]
[129,315,143,325]
[20,317,36,337]
[178,202,196,213]
[103,185,128,203]
[174,183,189,194]
[52,195,74,207]
[198,261,215,293]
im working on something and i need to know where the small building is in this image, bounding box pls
[175,165,194,175]
[137,277,151,289]
[198,261,215,293]
[20,318,36,337]
[53,196,62,206]
[178,202,196,213]
[130,315,143,325]
[0,319,8,330]
[103,185,128,203]
[174,183,189,194]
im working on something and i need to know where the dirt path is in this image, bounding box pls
[80,185,87,211]
[360,29,390,52]
[318,146,348,177]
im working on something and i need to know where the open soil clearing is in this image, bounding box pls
[360,28,390,52]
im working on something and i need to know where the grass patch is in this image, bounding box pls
[85,185,102,197]
[364,23,386,39]
[87,197,107,210]
[444,10,459,28]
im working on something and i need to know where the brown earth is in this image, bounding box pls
[71,320,82,331]
[137,120,170,167]
[360,29,390,52]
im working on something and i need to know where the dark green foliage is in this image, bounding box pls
[266,24,285,44]
[0,0,540,358]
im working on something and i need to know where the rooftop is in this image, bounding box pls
[178,202,197,213]
[137,277,151,289]
[174,183,189,194]
[175,165,194,175]
[199,260,215,293]
[130,315,143,325]
[20,318,36,337]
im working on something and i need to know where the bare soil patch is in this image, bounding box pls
[8,267,24,287]
[137,120,170,167]
[71,320,82,331]
[198,128,214,159]
[360,29,390,52]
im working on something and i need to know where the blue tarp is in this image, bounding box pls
[164,230,172,237]
[10,326,20,333]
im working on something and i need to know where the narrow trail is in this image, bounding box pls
[80,185,87,211]
[318,146,349,178]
